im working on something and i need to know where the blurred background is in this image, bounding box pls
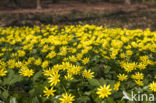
[0,0,156,30]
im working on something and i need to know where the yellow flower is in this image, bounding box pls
[65,73,73,80]
[149,82,156,92]
[122,62,137,72]
[46,51,56,59]
[17,50,26,57]
[110,49,118,59]
[41,45,49,53]
[82,69,94,79]
[82,57,90,65]
[58,46,67,56]
[137,62,147,70]
[15,61,23,68]
[1,48,7,52]
[19,69,34,77]
[11,53,17,58]
[7,59,16,69]
[120,53,126,58]
[24,70,34,77]
[68,48,76,53]
[43,69,53,77]
[140,55,149,62]
[41,61,49,68]
[0,53,4,56]
[131,42,137,48]
[1,25,156,100]
[48,74,60,86]
[28,57,35,63]
[63,57,68,62]
[61,62,71,70]
[125,45,131,49]
[73,42,77,46]
[117,74,128,81]
[76,53,83,61]
[43,87,56,97]
[59,93,75,103]
[131,72,144,80]
[135,80,143,86]
[69,55,77,62]
[66,65,82,77]
[96,84,112,98]
[126,50,133,56]
[34,58,42,66]
[148,60,155,65]
[0,69,7,77]
[113,81,120,91]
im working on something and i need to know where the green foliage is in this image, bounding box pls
[0,25,155,103]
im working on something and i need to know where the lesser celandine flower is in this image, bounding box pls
[19,69,34,77]
[96,84,112,98]
[82,69,94,79]
[149,82,156,92]
[117,74,128,81]
[43,87,56,97]
[137,62,147,70]
[42,60,49,68]
[17,50,26,57]
[59,93,75,103]
[82,57,90,64]
[131,72,144,80]
[0,25,155,102]
[69,55,77,62]
[113,81,120,91]
[48,74,60,86]
[135,80,144,86]
[7,59,16,69]
[34,58,42,66]
[0,69,7,77]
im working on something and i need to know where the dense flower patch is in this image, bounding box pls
[0,25,155,102]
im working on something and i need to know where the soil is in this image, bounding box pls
[0,2,149,14]
[0,1,156,30]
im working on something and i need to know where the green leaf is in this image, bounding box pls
[109,80,115,88]
[77,96,90,103]
[93,95,102,103]
[99,78,107,85]
[3,69,23,86]
[0,80,2,84]
[31,97,39,103]
[104,66,111,73]
[29,88,35,96]
[2,90,9,99]
[32,70,42,82]
[2,69,14,85]
[88,79,100,87]
[10,97,17,103]
[0,100,5,103]
[84,91,91,96]
[105,97,115,103]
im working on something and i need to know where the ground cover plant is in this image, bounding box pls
[0,25,155,103]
